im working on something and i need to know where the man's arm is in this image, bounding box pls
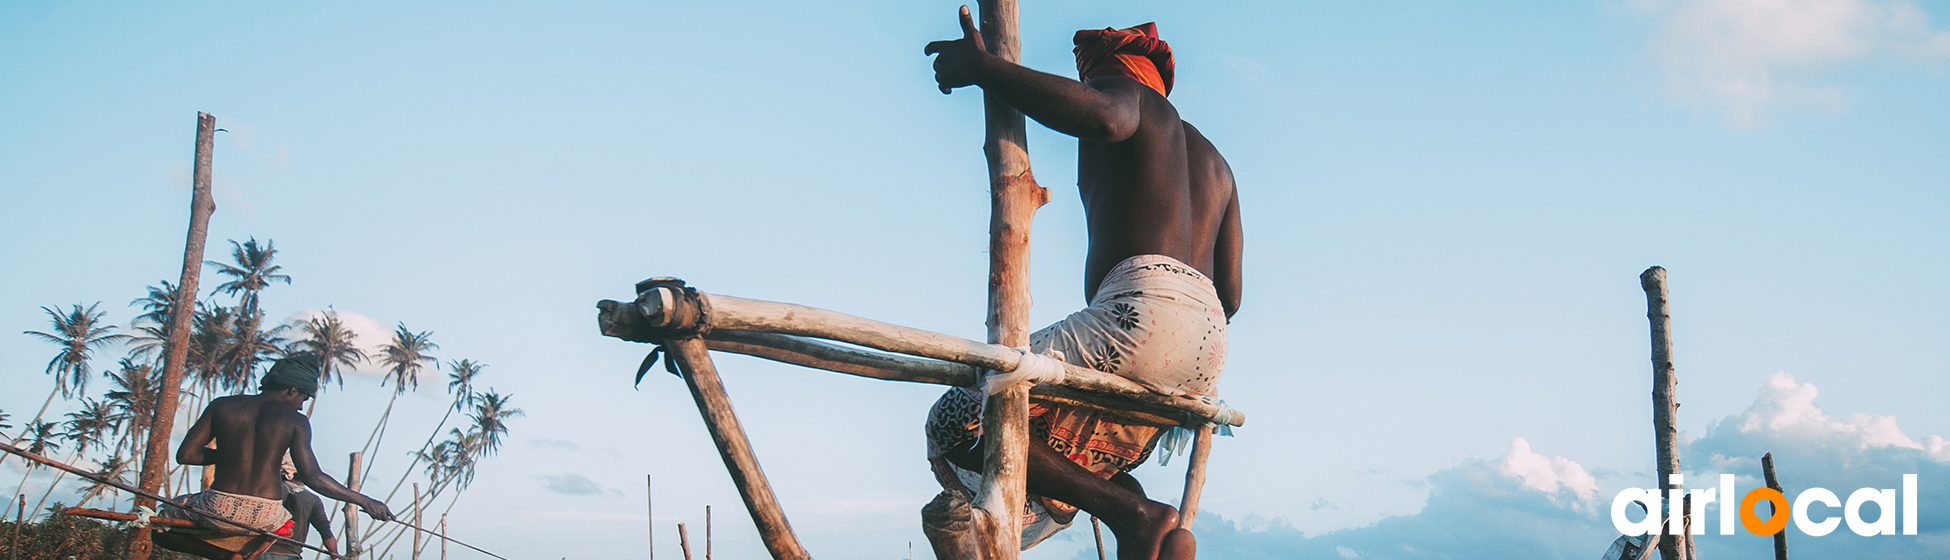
[307,496,335,541]
[288,418,394,521]
[1215,189,1243,318]
[925,7,1143,143]
[174,406,216,465]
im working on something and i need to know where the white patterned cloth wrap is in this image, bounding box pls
[161,489,293,535]
[924,254,1228,550]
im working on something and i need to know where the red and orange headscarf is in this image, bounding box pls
[1073,22,1175,96]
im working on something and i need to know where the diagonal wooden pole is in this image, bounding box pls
[973,0,1045,558]
[661,338,809,560]
[127,112,218,560]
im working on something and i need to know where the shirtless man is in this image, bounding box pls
[156,354,393,560]
[923,9,1241,560]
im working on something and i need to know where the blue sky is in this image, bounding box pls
[2,1,1947,558]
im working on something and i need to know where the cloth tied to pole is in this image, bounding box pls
[981,348,1067,395]
[131,505,158,529]
[1156,397,1235,466]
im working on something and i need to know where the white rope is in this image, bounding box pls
[981,348,1067,395]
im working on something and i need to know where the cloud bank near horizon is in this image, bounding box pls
[1071,373,1949,559]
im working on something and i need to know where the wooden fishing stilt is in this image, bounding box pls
[661,338,809,560]
[1177,426,1215,529]
[1763,453,1788,560]
[345,452,363,560]
[1641,267,1689,560]
[677,523,693,560]
[128,111,219,560]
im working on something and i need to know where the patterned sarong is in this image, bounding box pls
[925,254,1228,549]
[159,489,294,552]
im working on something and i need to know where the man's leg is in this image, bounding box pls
[948,440,1184,560]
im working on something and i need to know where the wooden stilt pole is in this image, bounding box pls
[412,483,422,560]
[677,523,693,560]
[1091,516,1106,560]
[345,452,363,560]
[1763,453,1788,560]
[127,112,218,560]
[661,338,809,560]
[973,0,1044,557]
[1176,426,1215,529]
[704,505,711,560]
[1640,267,1688,560]
[647,475,654,560]
[440,514,448,560]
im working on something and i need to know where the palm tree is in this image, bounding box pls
[220,308,288,393]
[185,302,238,395]
[207,237,290,319]
[292,309,368,416]
[467,390,522,458]
[31,399,120,514]
[127,280,182,364]
[5,421,61,516]
[105,358,161,460]
[20,303,130,432]
[373,359,485,510]
[74,454,132,508]
[356,324,437,482]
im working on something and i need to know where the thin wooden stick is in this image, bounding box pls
[677,523,692,560]
[128,112,219,560]
[1641,266,1688,560]
[345,452,363,560]
[1176,426,1215,529]
[661,338,809,560]
[1091,516,1106,560]
[1763,452,1788,560]
[647,475,654,560]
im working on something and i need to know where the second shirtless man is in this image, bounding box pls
[923,9,1242,560]
[156,354,393,560]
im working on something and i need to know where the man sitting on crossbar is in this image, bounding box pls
[924,10,1243,560]
[155,354,393,560]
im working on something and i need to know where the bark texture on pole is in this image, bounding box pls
[975,1,1045,558]
[678,523,693,560]
[662,338,809,560]
[345,452,363,559]
[1641,266,1688,560]
[1176,426,1215,529]
[1763,452,1788,560]
[127,112,218,560]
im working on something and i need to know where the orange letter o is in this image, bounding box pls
[1741,488,1790,536]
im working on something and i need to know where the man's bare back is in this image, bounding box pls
[161,354,389,559]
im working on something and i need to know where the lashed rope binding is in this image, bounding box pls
[619,277,714,387]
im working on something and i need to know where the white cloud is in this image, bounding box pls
[1497,437,1602,502]
[1085,374,1950,559]
[1630,0,1950,126]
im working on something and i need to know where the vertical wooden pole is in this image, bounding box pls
[704,505,711,560]
[975,1,1044,558]
[1091,517,1105,560]
[412,483,423,560]
[662,338,809,560]
[1176,426,1214,529]
[647,475,654,560]
[439,514,448,560]
[1640,266,1687,560]
[678,523,693,560]
[345,452,364,560]
[127,111,218,560]
[1762,453,1788,560]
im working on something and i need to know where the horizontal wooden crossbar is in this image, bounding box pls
[596,284,1243,428]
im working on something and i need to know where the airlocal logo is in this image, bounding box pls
[1612,474,1919,537]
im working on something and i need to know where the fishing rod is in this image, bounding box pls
[0,440,347,559]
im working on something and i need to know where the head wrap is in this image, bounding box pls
[263,353,322,396]
[1073,22,1175,96]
